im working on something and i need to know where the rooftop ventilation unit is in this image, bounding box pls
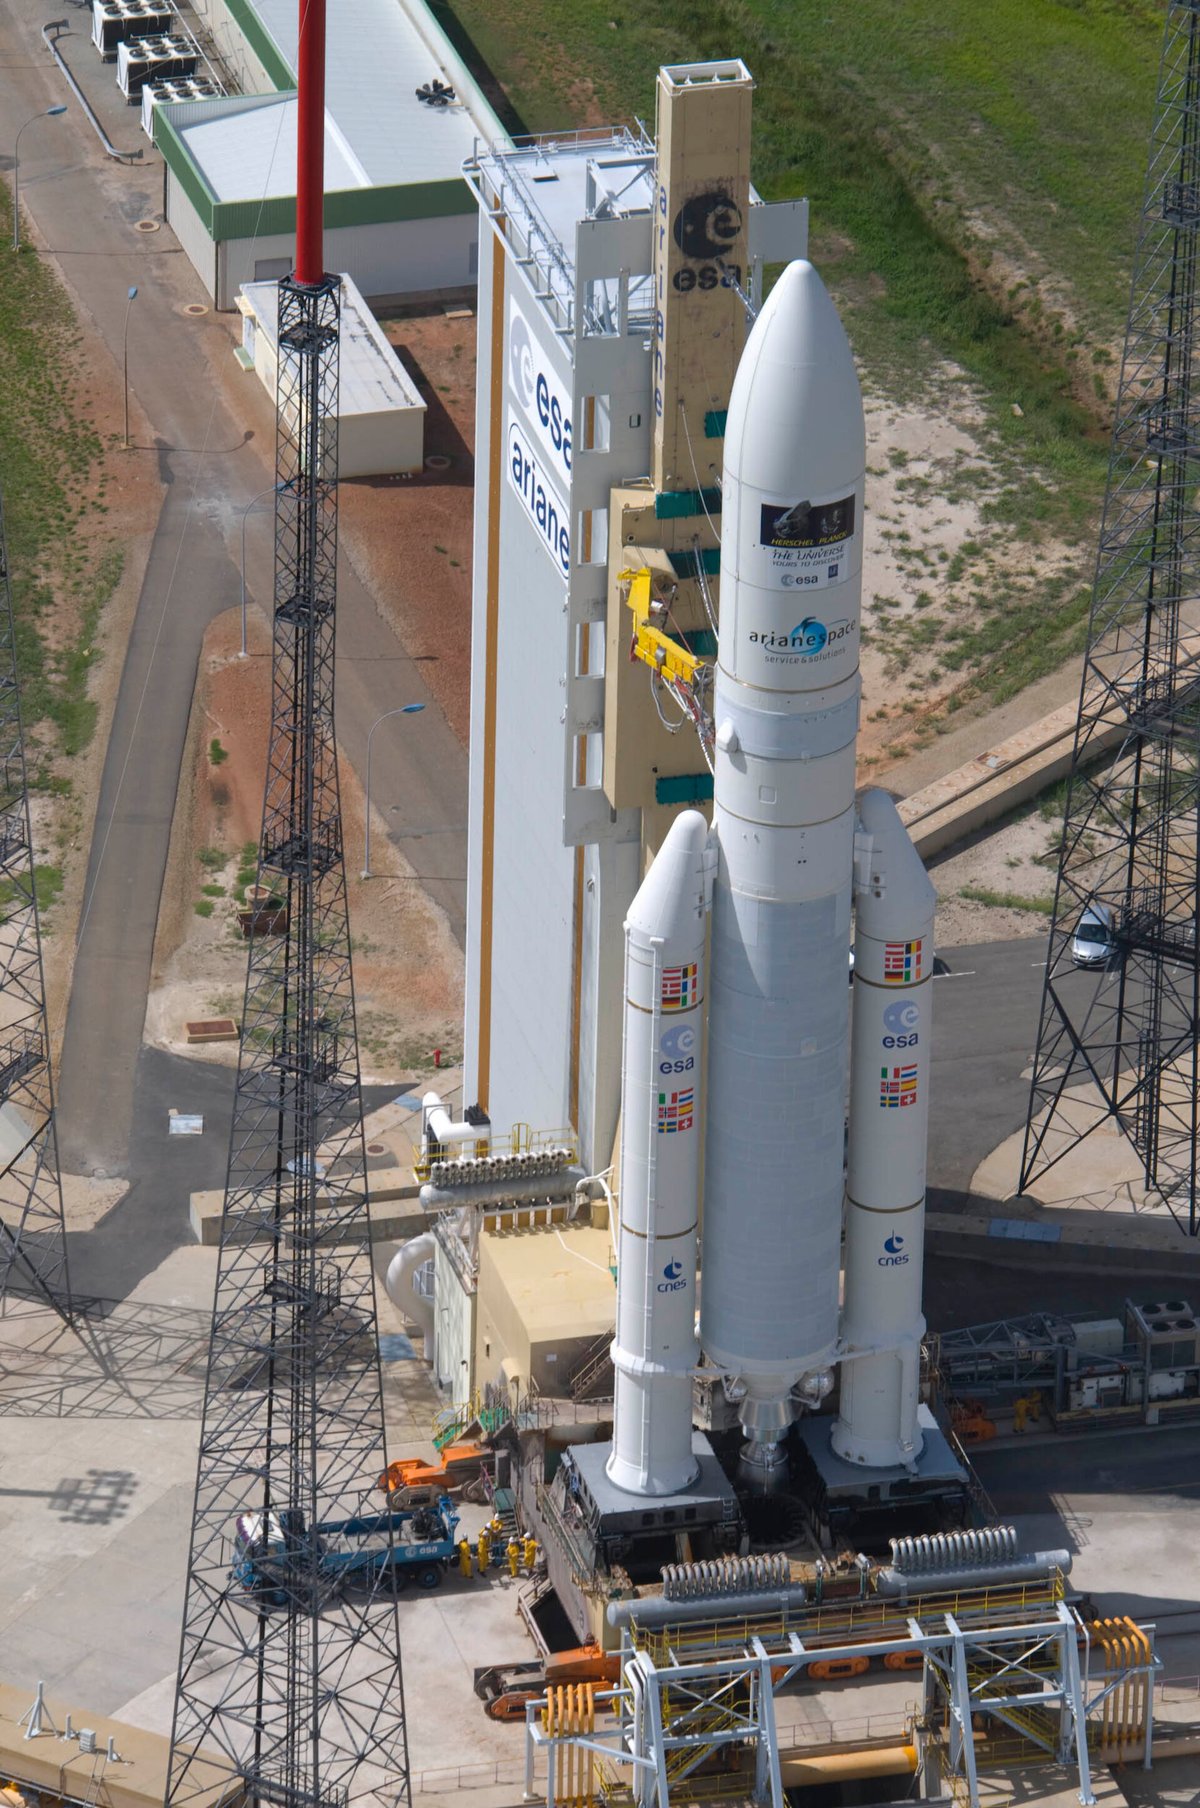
[93,0,172,59]
[118,33,197,99]
[139,81,171,134]
[415,78,455,107]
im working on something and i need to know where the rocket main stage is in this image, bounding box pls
[603,257,964,1530]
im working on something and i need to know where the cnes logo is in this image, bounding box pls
[878,1233,910,1269]
[658,1259,688,1294]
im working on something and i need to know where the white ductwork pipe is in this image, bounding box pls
[385,1233,436,1342]
[423,1091,481,1148]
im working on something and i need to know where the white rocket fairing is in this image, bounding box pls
[834,790,936,1468]
[700,260,865,1479]
[608,809,710,1496]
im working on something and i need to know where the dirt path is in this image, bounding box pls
[148,609,463,1087]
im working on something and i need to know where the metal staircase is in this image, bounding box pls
[568,1329,614,1401]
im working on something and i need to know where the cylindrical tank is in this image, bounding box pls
[701,259,865,1481]
[607,809,710,1495]
[834,789,936,1468]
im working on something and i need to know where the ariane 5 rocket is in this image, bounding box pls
[607,258,938,1495]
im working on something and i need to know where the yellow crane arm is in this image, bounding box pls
[620,567,701,686]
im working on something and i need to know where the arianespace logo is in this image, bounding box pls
[878,1233,910,1269]
[507,418,570,577]
[748,617,855,661]
[658,1259,688,1294]
[882,998,920,1051]
[508,300,573,491]
[659,1023,696,1077]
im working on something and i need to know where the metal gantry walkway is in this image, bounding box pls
[523,1576,1158,1808]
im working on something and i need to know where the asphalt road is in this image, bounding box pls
[925,934,1048,1197]
[973,1424,1200,1517]
[0,12,467,1177]
[915,937,1163,1332]
[66,1047,402,1299]
[972,1425,1200,1645]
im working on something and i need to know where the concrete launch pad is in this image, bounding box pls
[796,1404,968,1537]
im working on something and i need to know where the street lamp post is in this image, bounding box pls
[362,703,425,879]
[122,286,138,448]
[12,106,67,253]
[239,484,285,656]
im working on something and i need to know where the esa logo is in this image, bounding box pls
[658,1259,688,1294]
[508,306,573,484]
[659,1023,696,1076]
[882,999,920,1051]
[878,1233,910,1269]
[667,188,743,295]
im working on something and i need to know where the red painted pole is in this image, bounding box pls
[294,0,325,285]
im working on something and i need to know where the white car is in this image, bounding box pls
[1071,901,1115,969]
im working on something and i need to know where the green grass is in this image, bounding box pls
[0,176,120,759]
[0,864,64,917]
[193,898,215,918]
[441,0,1158,353]
[208,737,229,767]
[959,885,1054,915]
[440,0,1158,658]
[198,845,226,871]
[201,882,226,898]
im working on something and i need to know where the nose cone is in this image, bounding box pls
[724,259,864,492]
[626,809,710,948]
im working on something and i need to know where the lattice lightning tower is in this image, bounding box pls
[1022,0,1200,1233]
[166,3,411,1804]
[0,485,73,1318]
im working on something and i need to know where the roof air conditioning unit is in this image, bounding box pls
[415,78,455,107]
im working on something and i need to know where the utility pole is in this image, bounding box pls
[1022,0,1200,1234]
[166,1,411,1804]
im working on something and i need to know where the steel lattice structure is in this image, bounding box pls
[1022,1,1200,1234]
[167,274,411,1808]
[0,487,73,1318]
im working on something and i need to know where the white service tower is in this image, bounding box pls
[700,259,865,1483]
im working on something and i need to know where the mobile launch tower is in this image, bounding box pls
[462,64,804,1171]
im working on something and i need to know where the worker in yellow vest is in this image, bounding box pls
[523,1535,539,1575]
[458,1537,473,1578]
[506,1537,521,1579]
[477,1526,491,1573]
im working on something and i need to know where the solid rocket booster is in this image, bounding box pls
[834,790,936,1468]
[700,260,865,1476]
[608,809,710,1496]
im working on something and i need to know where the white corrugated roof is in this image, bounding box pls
[249,0,486,186]
[174,0,504,201]
[180,97,366,202]
[242,275,426,418]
